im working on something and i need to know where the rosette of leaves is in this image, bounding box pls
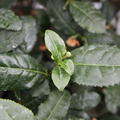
[45,30,74,91]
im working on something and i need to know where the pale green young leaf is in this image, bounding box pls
[52,66,70,91]
[45,30,66,61]
[60,59,74,75]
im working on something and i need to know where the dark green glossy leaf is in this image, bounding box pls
[0,9,22,31]
[13,79,50,114]
[70,91,100,111]
[66,117,84,120]
[104,85,120,113]
[30,79,50,97]
[101,1,115,23]
[45,30,66,61]
[0,0,16,8]
[72,45,120,86]
[47,0,76,35]
[36,90,71,120]
[52,66,70,91]
[0,99,35,120]
[85,31,119,45]
[0,29,25,53]
[0,16,37,53]
[68,110,90,120]
[99,113,120,120]
[63,115,84,120]
[19,16,37,53]
[85,31,120,48]
[70,1,106,33]
[0,54,47,90]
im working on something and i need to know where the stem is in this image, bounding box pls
[80,35,88,47]
[14,90,21,101]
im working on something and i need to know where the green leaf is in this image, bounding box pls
[30,79,50,97]
[14,79,50,113]
[0,9,22,31]
[85,31,120,48]
[36,90,71,120]
[18,16,37,53]
[60,59,74,75]
[68,109,90,120]
[45,30,66,61]
[72,45,120,87]
[0,99,35,120]
[52,66,71,91]
[104,85,120,113]
[0,54,47,91]
[101,0,115,23]
[70,1,106,33]
[64,114,85,120]
[68,110,89,120]
[70,91,100,111]
[3,16,37,54]
[68,118,84,120]
[65,116,84,120]
[47,0,76,35]
[0,29,25,53]
[0,0,16,8]
[85,31,119,45]
[99,113,120,120]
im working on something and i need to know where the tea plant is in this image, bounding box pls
[0,0,120,120]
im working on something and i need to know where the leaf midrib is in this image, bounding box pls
[46,92,65,120]
[71,2,96,25]
[75,63,120,67]
[4,109,15,120]
[0,66,48,76]
[47,34,60,60]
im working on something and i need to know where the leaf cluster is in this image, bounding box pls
[0,0,120,120]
